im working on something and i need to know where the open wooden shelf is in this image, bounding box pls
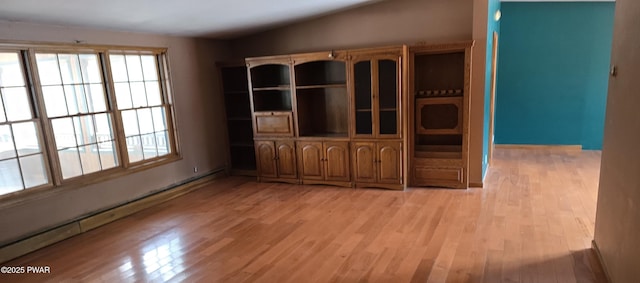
[252,86,291,91]
[295,60,347,86]
[250,64,290,88]
[296,84,346,90]
[296,87,348,137]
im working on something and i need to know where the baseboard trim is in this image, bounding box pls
[495,144,582,151]
[592,240,612,283]
[0,169,226,264]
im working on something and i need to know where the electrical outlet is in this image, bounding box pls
[193,166,198,173]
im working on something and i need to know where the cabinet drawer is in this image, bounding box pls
[413,167,462,183]
[254,112,293,136]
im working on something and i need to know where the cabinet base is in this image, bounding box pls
[355,182,404,190]
[257,177,300,185]
[300,179,353,188]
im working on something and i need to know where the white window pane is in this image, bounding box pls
[86,84,107,113]
[0,158,23,194]
[125,55,143,82]
[36,54,62,86]
[114,82,132,109]
[52,118,77,149]
[137,108,153,134]
[151,107,166,131]
[141,133,158,159]
[74,116,95,146]
[94,113,113,142]
[79,144,101,174]
[0,125,16,160]
[79,54,102,84]
[121,110,139,136]
[42,86,68,117]
[59,54,82,85]
[98,141,117,169]
[156,131,170,155]
[0,52,25,87]
[64,85,87,115]
[13,122,40,156]
[20,154,48,188]
[59,148,82,179]
[126,136,143,163]
[109,55,128,82]
[131,82,147,108]
[141,55,158,81]
[3,87,32,121]
[0,95,6,122]
[145,82,162,106]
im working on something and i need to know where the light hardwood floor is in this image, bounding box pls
[2,148,607,282]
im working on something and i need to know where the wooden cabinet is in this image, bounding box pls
[352,141,402,189]
[220,64,256,176]
[255,140,297,182]
[297,140,350,185]
[244,43,472,190]
[409,42,473,189]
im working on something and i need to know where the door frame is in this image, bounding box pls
[488,31,499,166]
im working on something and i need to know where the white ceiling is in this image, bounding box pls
[0,0,377,39]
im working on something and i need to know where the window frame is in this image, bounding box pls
[0,48,55,193]
[0,42,181,206]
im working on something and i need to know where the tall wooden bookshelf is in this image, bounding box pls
[220,64,256,175]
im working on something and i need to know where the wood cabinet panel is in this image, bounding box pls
[298,141,324,180]
[352,142,376,183]
[378,142,402,184]
[254,112,293,136]
[324,142,350,182]
[414,167,462,183]
[255,141,277,178]
[276,141,297,179]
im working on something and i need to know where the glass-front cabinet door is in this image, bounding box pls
[378,59,398,136]
[351,53,401,138]
[354,60,373,136]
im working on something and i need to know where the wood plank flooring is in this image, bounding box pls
[1,148,607,282]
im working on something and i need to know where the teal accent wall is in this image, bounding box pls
[495,2,615,150]
[482,0,501,177]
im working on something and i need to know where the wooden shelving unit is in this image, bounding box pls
[220,64,256,175]
[409,42,473,189]
[239,42,472,190]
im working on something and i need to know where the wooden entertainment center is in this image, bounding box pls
[220,41,473,189]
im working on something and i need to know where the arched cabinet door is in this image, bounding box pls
[352,142,376,183]
[255,141,277,178]
[324,142,350,182]
[297,141,324,180]
[276,141,297,179]
[378,142,401,184]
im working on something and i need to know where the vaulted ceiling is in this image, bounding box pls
[0,0,378,38]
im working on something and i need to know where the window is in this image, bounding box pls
[36,53,117,179]
[109,54,170,163]
[0,51,49,195]
[0,45,177,198]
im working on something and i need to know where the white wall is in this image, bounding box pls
[593,0,640,281]
[0,21,229,244]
